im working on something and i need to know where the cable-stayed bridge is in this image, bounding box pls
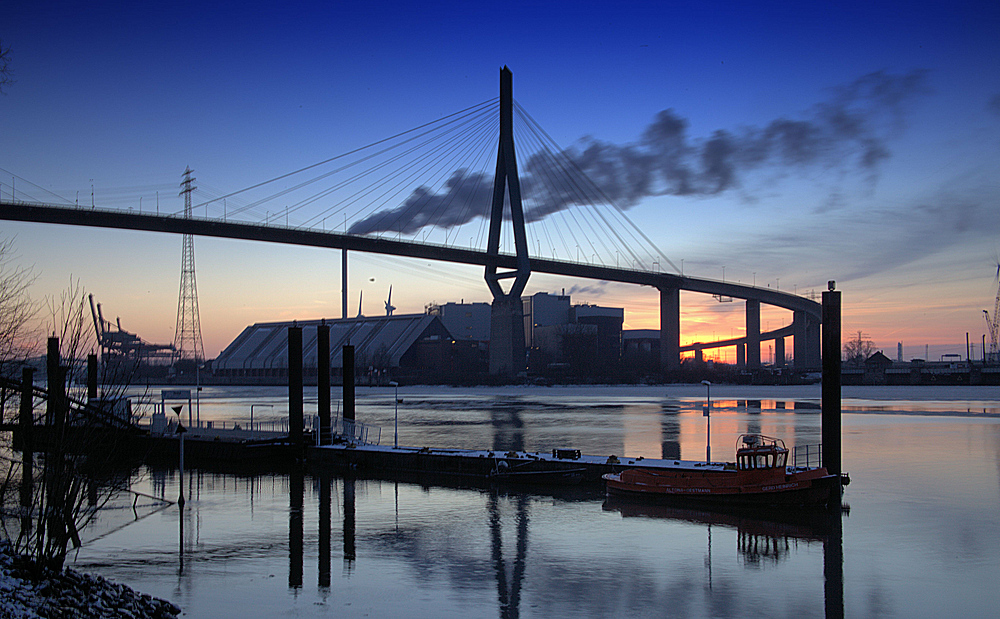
[0,67,821,375]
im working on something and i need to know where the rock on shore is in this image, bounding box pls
[1,542,180,619]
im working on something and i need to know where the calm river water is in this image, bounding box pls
[68,385,1000,618]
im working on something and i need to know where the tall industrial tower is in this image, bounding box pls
[174,167,205,362]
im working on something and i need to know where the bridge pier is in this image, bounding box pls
[658,287,680,372]
[775,336,786,368]
[736,342,745,367]
[746,299,761,369]
[489,297,526,377]
[794,311,822,370]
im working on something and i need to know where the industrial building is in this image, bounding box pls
[426,302,491,343]
[213,292,627,383]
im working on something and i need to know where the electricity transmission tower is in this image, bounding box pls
[174,167,205,362]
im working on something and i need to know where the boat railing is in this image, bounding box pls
[791,443,823,468]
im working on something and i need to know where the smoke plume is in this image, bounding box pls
[350,69,929,235]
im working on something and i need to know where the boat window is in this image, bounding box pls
[777,452,787,467]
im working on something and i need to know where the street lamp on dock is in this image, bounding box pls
[172,405,186,507]
[390,381,399,448]
[701,381,712,462]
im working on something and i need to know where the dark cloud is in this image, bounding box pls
[353,69,930,235]
[741,170,1000,284]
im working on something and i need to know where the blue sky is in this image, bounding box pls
[2,1,1000,361]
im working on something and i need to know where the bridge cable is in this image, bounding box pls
[189,97,497,216]
[514,103,679,273]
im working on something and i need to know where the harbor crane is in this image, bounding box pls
[985,265,1000,363]
[88,294,175,360]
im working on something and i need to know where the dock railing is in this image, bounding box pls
[338,418,381,446]
[791,443,823,468]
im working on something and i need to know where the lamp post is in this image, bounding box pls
[172,405,186,507]
[701,380,712,462]
[389,381,399,448]
[195,364,202,429]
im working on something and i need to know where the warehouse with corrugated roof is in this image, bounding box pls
[212,313,482,383]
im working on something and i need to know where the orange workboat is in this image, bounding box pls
[603,434,844,509]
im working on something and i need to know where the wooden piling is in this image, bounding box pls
[318,321,331,445]
[821,283,842,482]
[288,324,303,443]
[19,367,34,517]
[46,337,59,425]
[87,354,98,401]
[343,345,355,422]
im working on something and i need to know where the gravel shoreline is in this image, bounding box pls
[1,542,180,618]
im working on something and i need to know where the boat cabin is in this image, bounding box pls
[736,434,788,471]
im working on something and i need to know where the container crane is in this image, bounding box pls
[985,265,1000,364]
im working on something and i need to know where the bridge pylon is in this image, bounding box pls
[485,67,531,378]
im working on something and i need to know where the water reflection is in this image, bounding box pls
[65,389,1000,618]
[659,402,681,460]
[288,469,303,588]
[343,476,356,570]
[490,403,525,452]
[318,471,331,588]
[489,492,529,619]
[603,496,844,618]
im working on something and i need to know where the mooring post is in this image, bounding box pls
[288,324,303,444]
[318,320,331,445]
[87,353,98,402]
[821,282,842,486]
[343,345,355,423]
[46,337,59,425]
[19,367,34,518]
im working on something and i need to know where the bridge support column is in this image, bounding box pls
[659,287,680,372]
[746,299,761,369]
[775,336,785,368]
[736,342,745,367]
[794,311,806,367]
[341,250,348,320]
[489,297,526,377]
[794,311,822,370]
